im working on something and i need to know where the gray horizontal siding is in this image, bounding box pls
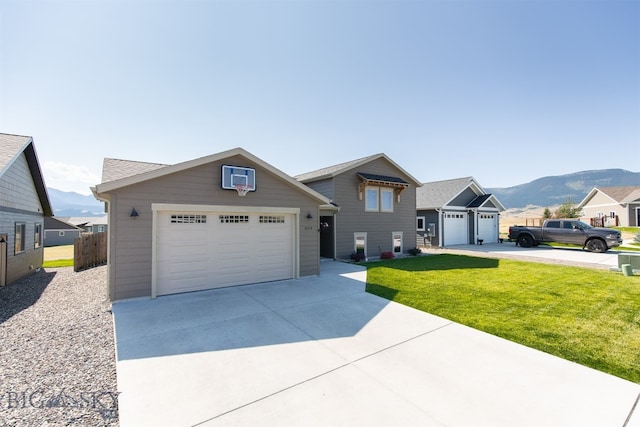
[331,157,417,259]
[106,156,321,301]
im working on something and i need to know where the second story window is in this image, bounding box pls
[365,186,395,212]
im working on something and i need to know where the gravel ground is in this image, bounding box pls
[0,266,118,426]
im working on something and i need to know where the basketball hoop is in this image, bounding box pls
[234,184,252,196]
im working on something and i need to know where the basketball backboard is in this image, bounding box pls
[221,165,256,192]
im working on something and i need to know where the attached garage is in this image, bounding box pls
[477,213,498,244]
[443,212,468,246]
[93,148,334,301]
[154,206,297,297]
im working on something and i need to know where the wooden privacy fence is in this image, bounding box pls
[74,232,107,272]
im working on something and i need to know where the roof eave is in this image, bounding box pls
[24,140,53,217]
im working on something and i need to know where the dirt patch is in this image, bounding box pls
[44,245,74,261]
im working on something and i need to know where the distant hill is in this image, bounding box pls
[48,188,105,217]
[46,169,640,215]
[487,169,640,209]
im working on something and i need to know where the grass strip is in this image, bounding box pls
[364,254,640,383]
[43,259,74,268]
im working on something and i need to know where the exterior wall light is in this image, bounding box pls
[306,213,313,219]
[130,208,139,219]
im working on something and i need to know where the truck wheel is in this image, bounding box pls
[585,238,607,253]
[517,234,534,248]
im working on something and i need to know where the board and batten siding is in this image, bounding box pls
[106,155,321,300]
[331,157,417,259]
[0,152,45,284]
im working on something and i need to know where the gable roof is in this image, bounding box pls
[294,153,422,186]
[62,215,108,227]
[0,133,53,216]
[417,176,505,211]
[578,186,640,208]
[44,216,83,230]
[93,147,332,205]
[101,158,168,183]
[417,177,477,209]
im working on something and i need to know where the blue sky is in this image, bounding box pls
[1,0,638,195]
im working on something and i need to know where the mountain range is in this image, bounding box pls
[47,188,105,217]
[46,168,640,216]
[486,169,640,209]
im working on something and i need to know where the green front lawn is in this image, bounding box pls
[43,259,74,268]
[364,254,640,383]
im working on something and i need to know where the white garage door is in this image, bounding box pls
[443,212,468,246]
[156,210,295,296]
[477,213,498,243]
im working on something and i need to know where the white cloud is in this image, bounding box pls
[42,161,100,195]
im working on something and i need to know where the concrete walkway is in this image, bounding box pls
[113,260,640,427]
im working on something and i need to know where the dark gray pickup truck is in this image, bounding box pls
[508,219,623,252]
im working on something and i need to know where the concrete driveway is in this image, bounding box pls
[113,260,640,427]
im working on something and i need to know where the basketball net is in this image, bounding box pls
[234,184,252,196]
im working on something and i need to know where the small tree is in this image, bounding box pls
[554,199,581,219]
[542,207,552,219]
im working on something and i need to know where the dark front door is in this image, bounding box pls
[319,216,334,258]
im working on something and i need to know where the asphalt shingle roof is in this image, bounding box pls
[597,186,640,204]
[416,177,474,209]
[0,133,52,216]
[101,158,169,183]
[294,154,381,182]
[0,133,32,173]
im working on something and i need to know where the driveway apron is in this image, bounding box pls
[112,260,640,427]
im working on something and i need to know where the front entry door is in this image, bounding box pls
[319,216,334,258]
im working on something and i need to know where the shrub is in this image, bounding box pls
[408,247,422,256]
[635,231,640,244]
[380,251,394,259]
[350,252,366,262]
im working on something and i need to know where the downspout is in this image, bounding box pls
[471,208,478,244]
[91,187,112,301]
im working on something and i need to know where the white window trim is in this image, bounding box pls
[15,222,25,254]
[365,186,379,212]
[416,216,426,231]
[380,188,394,212]
[34,223,42,249]
[354,232,367,255]
[392,231,403,254]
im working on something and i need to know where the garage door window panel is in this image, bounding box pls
[171,214,207,224]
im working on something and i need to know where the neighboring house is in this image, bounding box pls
[62,215,108,233]
[416,177,505,247]
[295,154,421,260]
[43,217,83,247]
[578,186,640,227]
[0,133,53,286]
[92,148,335,301]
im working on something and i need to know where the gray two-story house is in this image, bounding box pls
[296,154,421,260]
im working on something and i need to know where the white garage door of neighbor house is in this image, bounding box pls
[156,211,295,296]
[443,212,468,246]
[477,213,498,243]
